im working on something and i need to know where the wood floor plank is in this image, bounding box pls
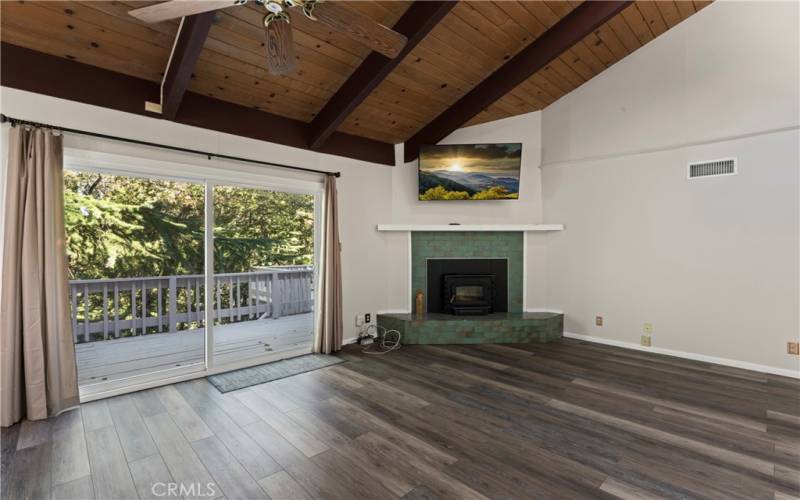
[420,345,511,371]
[16,419,52,450]
[234,389,329,457]
[600,477,663,500]
[282,449,367,500]
[84,425,138,500]
[155,384,214,442]
[80,400,113,432]
[311,447,399,500]
[572,377,768,431]
[326,396,458,469]
[7,441,52,500]
[129,454,175,500]
[249,382,301,413]
[130,388,167,418]
[191,435,269,500]
[143,412,221,500]
[107,394,159,462]
[51,475,95,500]
[175,381,282,481]
[257,470,313,500]
[50,408,90,486]
[403,485,440,500]
[1,424,20,499]
[187,379,261,427]
[548,398,776,476]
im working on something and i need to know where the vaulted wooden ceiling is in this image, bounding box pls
[0,0,710,162]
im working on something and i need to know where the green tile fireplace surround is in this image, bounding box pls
[377,312,563,345]
[377,231,564,345]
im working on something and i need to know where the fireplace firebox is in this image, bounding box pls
[443,274,495,315]
[426,259,508,315]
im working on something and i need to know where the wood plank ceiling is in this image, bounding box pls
[0,1,711,146]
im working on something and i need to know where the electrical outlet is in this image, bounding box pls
[355,314,364,327]
[365,313,371,323]
[643,322,653,334]
[788,342,799,356]
[641,335,652,347]
[595,316,603,327]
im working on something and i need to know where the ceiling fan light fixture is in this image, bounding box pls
[301,0,319,21]
[265,1,284,14]
[263,10,290,27]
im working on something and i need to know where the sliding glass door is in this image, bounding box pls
[64,170,208,391]
[63,157,319,398]
[211,183,316,367]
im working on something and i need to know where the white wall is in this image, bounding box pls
[382,111,550,311]
[0,87,394,342]
[541,1,800,375]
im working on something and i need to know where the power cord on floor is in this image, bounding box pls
[361,324,401,355]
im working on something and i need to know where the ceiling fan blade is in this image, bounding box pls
[129,0,239,23]
[265,17,296,75]
[310,2,407,59]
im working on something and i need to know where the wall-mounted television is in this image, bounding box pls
[418,143,522,201]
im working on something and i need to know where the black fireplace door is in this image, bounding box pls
[443,274,495,314]
[426,258,507,314]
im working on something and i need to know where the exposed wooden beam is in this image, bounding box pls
[308,1,456,150]
[0,43,395,166]
[404,0,633,162]
[161,11,215,120]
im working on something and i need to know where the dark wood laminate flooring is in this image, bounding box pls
[2,338,799,499]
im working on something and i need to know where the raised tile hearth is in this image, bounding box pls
[377,312,563,344]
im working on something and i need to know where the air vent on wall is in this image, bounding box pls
[687,158,737,179]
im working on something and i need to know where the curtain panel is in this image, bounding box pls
[1,125,79,426]
[314,174,343,354]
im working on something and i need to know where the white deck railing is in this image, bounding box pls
[69,266,314,343]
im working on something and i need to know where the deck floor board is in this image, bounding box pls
[75,313,314,385]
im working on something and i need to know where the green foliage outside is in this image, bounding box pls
[65,171,315,340]
[419,185,518,201]
[64,171,314,280]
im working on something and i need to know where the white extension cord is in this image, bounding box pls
[361,324,401,355]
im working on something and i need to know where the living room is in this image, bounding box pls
[1,1,798,499]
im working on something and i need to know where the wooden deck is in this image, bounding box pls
[75,313,314,385]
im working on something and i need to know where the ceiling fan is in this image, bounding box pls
[129,0,408,75]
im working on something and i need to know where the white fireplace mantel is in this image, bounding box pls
[376,224,564,232]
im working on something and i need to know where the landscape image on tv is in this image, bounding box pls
[418,143,522,201]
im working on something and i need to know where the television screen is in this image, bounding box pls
[418,143,522,201]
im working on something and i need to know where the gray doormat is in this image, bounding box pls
[207,354,344,393]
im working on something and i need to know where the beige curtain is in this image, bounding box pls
[1,125,79,427]
[314,174,343,354]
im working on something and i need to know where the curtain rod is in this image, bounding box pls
[0,114,341,178]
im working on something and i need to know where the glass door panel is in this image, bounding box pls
[64,170,207,391]
[212,184,315,366]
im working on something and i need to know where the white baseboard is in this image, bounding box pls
[343,336,358,346]
[563,332,800,379]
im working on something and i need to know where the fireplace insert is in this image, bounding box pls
[442,274,495,315]
[426,258,507,315]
